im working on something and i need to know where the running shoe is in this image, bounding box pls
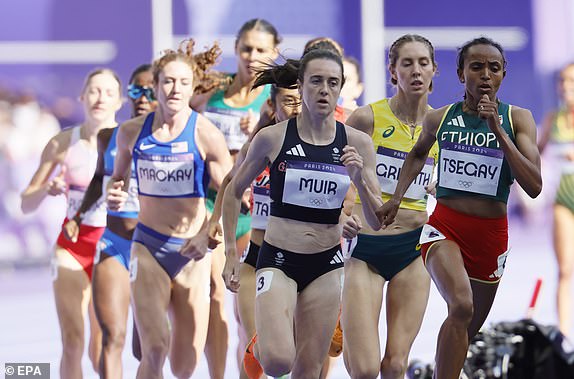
[244,333,264,379]
[329,318,343,357]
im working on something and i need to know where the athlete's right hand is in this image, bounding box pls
[207,221,223,250]
[239,109,257,136]
[47,166,67,196]
[376,198,400,229]
[62,218,80,243]
[342,214,362,239]
[107,180,127,211]
[222,251,241,293]
[425,181,437,196]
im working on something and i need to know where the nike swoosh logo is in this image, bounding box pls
[139,142,156,151]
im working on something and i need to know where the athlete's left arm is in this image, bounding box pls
[344,127,383,230]
[506,107,542,198]
[195,113,233,190]
[480,96,542,198]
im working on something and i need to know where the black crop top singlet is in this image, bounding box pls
[269,118,351,224]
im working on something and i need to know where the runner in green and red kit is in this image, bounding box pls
[377,37,542,379]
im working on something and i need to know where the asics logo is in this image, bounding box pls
[382,126,395,138]
[139,142,156,151]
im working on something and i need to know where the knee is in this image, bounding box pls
[350,367,380,379]
[259,352,293,378]
[381,354,408,378]
[101,323,127,350]
[61,328,84,356]
[348,360,379,379]
[558,265,573,280]
[170,348,200,379]
[171,365,196,379]
[447,296,474,326]
[345,348,380,379]
[142,341,169,372]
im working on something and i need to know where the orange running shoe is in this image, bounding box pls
[329,318,343,357]
[243,333,264,379]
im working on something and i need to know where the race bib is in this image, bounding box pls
[283,161,350,209]
[251,186,270,230]
[376,146,434,200]
[343,237,358,259]
[66,185,107,226]
[439,141,503,196]
[136,153,195,197]
[255,270,274,297]
[204,109,253,151]
[129,257,138,282]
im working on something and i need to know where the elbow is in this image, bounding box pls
[367,216,382,231]
[20,197,33,214]
[527,181,543,199]
[523,177,543,199]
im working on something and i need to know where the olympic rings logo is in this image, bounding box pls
[309,198,324,206]
[458,180,473,188]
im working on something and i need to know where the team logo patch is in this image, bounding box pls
[419,224,446,245]
[274,251,285,266]
[382,126,395,138]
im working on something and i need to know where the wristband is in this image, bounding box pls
[74,211,85,223]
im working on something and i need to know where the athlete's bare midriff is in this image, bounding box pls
[265,216,342,253]
[138,195,207,238]
[354,205,428,236]
[439,197,507,218]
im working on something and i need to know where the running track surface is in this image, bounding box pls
[1,218,572,378]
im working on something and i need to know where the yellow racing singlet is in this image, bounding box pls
[355,98,439,211]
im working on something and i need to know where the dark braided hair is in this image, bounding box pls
[253,49,345,90]
[456,37,507,71]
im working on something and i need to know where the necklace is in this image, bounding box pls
[464,100,478,113]
[390,97,419,128]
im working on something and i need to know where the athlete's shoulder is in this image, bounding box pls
[346,104,374,135]
[195,111,227,150]
[97,126,117,144]
[509,105,535,129]
[256,119,287,142]
[344,121,373,147]
[426,104,453,126]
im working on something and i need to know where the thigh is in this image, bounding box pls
[554,204,574,270]
[255,268,298,360]
[293,268,343,377]
[92,255,130,330]
[237,264,257,337]
[169,254,212,357]
[341,258,385,364]
[130,242,171,346]
[53,247,91,334]
[425,240,473,307]
[385,257,431,356]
